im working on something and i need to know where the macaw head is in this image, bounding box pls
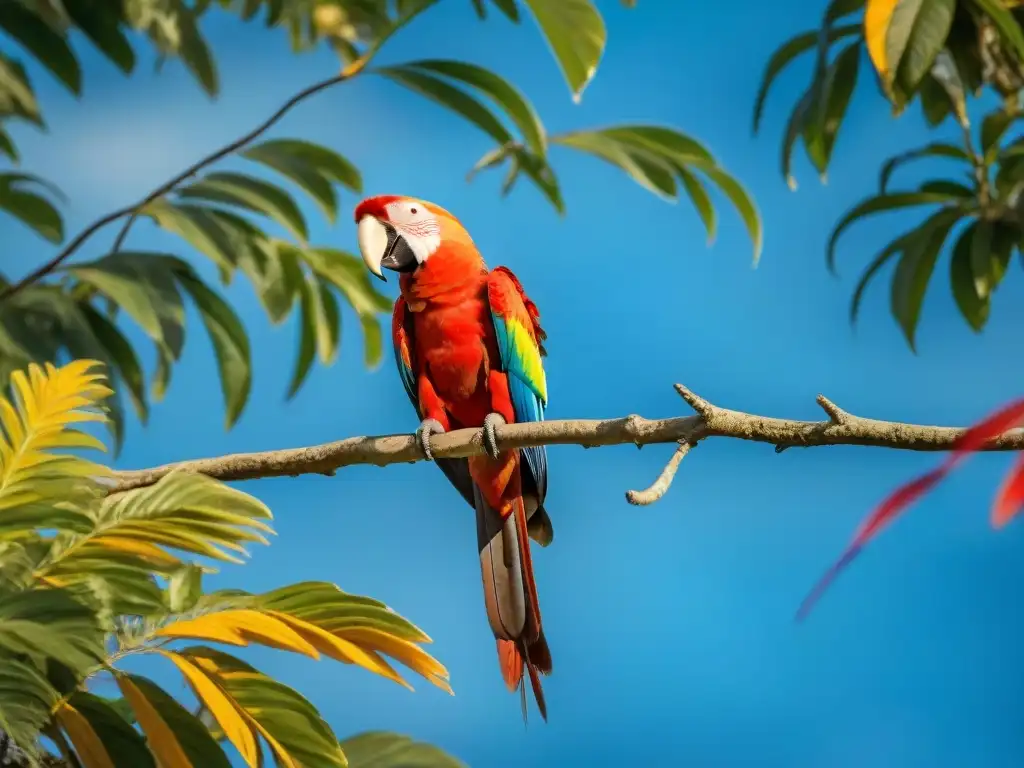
[354,194,474,282]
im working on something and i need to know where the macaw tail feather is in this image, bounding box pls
[475,485,552,721]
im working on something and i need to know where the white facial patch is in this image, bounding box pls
[385,200,441,264]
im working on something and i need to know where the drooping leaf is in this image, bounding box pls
[0,588,106,675]
[0,656,57,750]
[67,253,189,362]
[0,173,63,243]
[173,271,252,428]
[177,172,308,243]
[520,0,606,102]
[375,65,513,146]
[79,303,148,425]
[242,140,361,224]
[864,0,899,79]
[889,208,961,350]
[676,167,716,245]
[850,231,915,326]
[949,220,989,331]
[399,60,547,155]
[751,24,861,133]
[827,190,964,272]
[969,218,1015,299]
[0,52,42,125]
[816,41,861,176]
[0,3,82,94]
[141,201,239,275]
[700,166,764,264]
[878,141,970,191]
[62,0,136,73]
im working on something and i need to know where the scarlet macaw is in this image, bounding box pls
[354,194,554,720]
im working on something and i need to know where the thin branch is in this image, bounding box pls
[0,64,365,304]
[107,384,1024,496]
[625,442,692,505]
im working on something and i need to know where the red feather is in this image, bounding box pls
[797,396,1024,621]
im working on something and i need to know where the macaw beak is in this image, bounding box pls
[357,215,418,283]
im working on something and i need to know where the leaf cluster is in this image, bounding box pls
[0,359,461,768]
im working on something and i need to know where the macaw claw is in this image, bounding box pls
[416,418,446,462]
[483,412,506,461]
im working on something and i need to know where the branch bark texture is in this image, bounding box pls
[108,385,1024,498]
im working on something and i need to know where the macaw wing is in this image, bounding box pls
[486,266,549,505]
[392,297,476,509]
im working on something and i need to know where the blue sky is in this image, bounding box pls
[6,1,1024,766]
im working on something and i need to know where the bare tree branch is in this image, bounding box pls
[107,384,1024,496]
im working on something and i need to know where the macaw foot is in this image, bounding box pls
[482,412,506,461]
[416,418,446,462]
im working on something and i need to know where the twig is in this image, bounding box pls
[625,442,692,505]
[0,65,364,303]
[107,384,1024,496]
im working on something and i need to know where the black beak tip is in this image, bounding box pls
[373,271,388,283]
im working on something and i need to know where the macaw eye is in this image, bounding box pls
[410,207,418,214]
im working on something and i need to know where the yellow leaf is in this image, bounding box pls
[154,609,320,658]
[342,628,453,695]
[267,610,414,691]
[864,0,898,80]
[55,702,116,768]
[171,653,300,768]
[116,674,194,768]
[84,536,184,569]
[161,651,260,768]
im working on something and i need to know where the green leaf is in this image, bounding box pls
[890,0,956,95]
[0,3,81,94]
[971,0,1024,61]
[490,0,520,21]
[949,221,988,331]
[173,270,252,427]
[375,66,513,145]
[700,165,763,264]
[553,131,677,200]
[782,88,814,190]
[751,24,860,133]
[980,109,1022,162]
[67,253,187,360]
[677,167,716,245]
[401,60,547,155]
[928,49,968,126]
[0,656,57,750]
[340,731,466,768]
[919,179,973,197]
[850,232,914,326]
[242,139,362,225]
[917,74,953,126]
[287,276,319,399]
[301,248,393,317]
[520,0,606,102]
[142,200,239,275]
[825,0,865,22]
[245,138,361,193]
[79,302,148,425]
[0,52,42,125]
[62,0,136,73]
[172,0,219,97]
[828,191,963,272]
[120,674,233,768]
[969,219,1015,299]
[0,588,106,674]
[814,40,861,178]
[0,173,63,243]
[890,208,961,350]
[168,565,204,613]
[240,239,304,324]
[0,127,16,162]
[178,172,308,243]
[594,125,714,166]
[65,690,156,768]
[316,280,341,364]
[879,141,969,192]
